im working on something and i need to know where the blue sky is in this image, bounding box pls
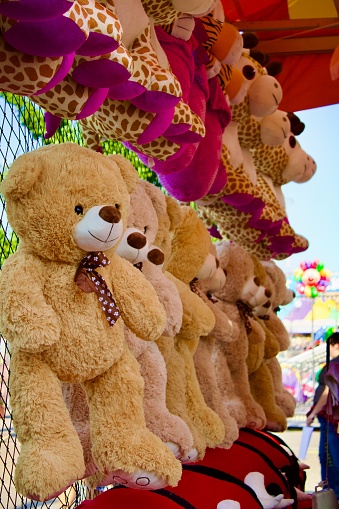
[275,103,339,277]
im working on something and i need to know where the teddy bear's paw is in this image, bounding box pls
[226,400,248,429]
[15,441,85,501]
[219,417,239,449]
[165,441,181,458]
[179,447,199,464]
[245,413,266,430]
[264,420,286,433]
[195,408,226,447]
[104,469,169,490]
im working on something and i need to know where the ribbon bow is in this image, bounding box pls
[74,252,120,328]
[236,300,254,335]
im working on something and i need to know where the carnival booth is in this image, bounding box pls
[1,1,339,508]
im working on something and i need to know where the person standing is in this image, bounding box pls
[306,332,339,499]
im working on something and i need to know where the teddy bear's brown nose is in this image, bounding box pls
[99,205,121,223]
[254,276,260,286]
[265,289,272,298]
[127,232,147,250]
[148,248,165,266]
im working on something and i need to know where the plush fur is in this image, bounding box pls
[212,241,267,429]
[195,263,240,446]
[121,180,195,460]
[165,203,226,453]
[262,261,297,417]
[0,143,184,500]
[247,261,288,432]
[65,178,195,487]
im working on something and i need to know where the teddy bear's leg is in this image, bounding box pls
[157,335,205,461]
[9,350,85,501]
[231,364,266,430]
[176,341,225,448]
[194,339,239,448]
[249,363,287,432]
[212,347,247,428]
[62,383,98,477]
[139,341,195,459]
[266,357,296,418]
[82,342,182,489]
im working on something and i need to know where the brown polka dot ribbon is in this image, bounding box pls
[190,277,204,299]
[236,300,254,335]
[74,252,120,328]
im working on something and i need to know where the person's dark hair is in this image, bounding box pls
[327,332,339,346]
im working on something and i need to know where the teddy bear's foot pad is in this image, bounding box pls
[98,469,168,490]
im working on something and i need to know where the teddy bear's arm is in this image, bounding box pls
[0,252,60,352]
[142,260,183,337]
[107,255,166,341]
[165,273,215,339]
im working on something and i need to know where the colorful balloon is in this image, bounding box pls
[295,260,331,298]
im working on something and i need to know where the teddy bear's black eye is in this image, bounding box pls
[115,203,119,209]
[74,205,83,215]
[242,65,256,80]
[143,226,148,233]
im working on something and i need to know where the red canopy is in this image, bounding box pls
[221,0,339,111]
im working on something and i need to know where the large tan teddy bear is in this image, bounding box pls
[213,241,267,429]
[64,176,194,488]
[0,143,183,501]
[165,204,226,450]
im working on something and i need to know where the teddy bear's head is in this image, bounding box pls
[262,261,292,351]
[262,261,294,310]
[116,178,159,264]
[214,242,264,304]
[166,203,214,284]
[1,143,139,264]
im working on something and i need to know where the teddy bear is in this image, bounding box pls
[64,176,196,488]
[211,241,267,429]
[165,204,227,447]
[247,257,288,431]
[116,178,196,461]
[193,244,240,447]
[139,193,207,461]
[0,143,184,500]
[262,261,297,417]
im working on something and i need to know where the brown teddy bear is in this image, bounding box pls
[64,177,195,488]
[117,179,195,461]
[262,261,297,417]
[147,194,208,461]
[212,241,267,429]
[194,255,240,446]
[165,204,226,450]
[247,258,288,432]
[0,143,182,500]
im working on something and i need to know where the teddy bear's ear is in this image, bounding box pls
[251,255,266,285]
[165,195,183,234]
[0,148,46,200]
[107,154,139,193]
[141,180,167,217]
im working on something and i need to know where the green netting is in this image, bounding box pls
[0,93,159,509]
